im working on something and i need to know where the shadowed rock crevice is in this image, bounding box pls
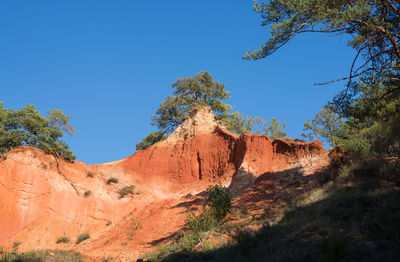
[197,152,202,180]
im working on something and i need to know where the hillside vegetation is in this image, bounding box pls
[144,157,400,262]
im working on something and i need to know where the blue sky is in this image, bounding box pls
[0,1,355,164]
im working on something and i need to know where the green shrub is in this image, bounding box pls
[186,208,216,240]
[118,185,136,198]
[339,133,372,157]
[56,236,70,244]
[83,190,91,198]
[0,249,83,262]
[0,103,76,159]
[144,208,218,260]
[76,233,90,244]
[143,185,234,261]
[206,183,236,221]
[136,131,166,150]
[87,171,94,178]
[106,177,118,185]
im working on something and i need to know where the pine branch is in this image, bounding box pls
[314,66,400,86]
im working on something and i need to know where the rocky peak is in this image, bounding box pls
[161,106,222,145]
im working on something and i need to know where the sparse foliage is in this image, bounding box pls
[185,208,216,242]
[47,109,76,135]
[0,249,82,262]
[118,185,136,198]
[129,218,143,231]
[136,131,165,150]
[56,236,70,244]
[222,112,265,134]
[12,242,21,253]
[265,117,287,140]
[302,106,344,148]
[247,0,400,157]
[245,0,400,74]
[76,233,90,244]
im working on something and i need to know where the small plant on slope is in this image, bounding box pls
[106,177,118,185]
[186,208,216,243]
[118,185,136,199]
[206,183,236,221]
[76,233,90,244]
[130,218,143,230]
[83,190,91,198]
[56,236,70,244]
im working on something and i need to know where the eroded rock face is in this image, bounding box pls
[118,126,238,193]
[0,106,326,260]
[117,108,324,194]
[161,106,222,145]
[272,138,324,159]
[0,147,138,251]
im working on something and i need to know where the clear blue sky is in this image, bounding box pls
[0,1,355,164]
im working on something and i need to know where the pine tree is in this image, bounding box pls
[0,103,76,159]
[247,0,400,156]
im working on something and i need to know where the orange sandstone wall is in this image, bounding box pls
[0,147,137,250]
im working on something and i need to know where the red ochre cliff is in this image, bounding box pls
[0,106,328,261]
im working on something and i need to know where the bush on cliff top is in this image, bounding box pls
[0,102,76,159]
[136,71,288,150]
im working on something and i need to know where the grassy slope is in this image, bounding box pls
[144,160,400,262]
[0,250,83,262]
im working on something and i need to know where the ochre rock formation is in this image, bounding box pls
[0,106,326,261]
